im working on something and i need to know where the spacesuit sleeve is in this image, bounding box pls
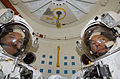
[32,69,44,79]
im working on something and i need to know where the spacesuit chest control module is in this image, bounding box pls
[0,8,43,79]
[76,11,120,79]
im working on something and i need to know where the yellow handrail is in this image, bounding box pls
[56,46,60,67]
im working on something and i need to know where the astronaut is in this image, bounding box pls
[0,8,43,79]
[75,11,120,79]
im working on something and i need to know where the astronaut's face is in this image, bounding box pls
[1,32,24,55]
[90,35,109,54]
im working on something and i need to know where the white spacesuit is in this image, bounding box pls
[75,11,120,79]
[0,8,43,79]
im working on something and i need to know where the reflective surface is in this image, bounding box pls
[0,23,32,57]
[81,24,116,60]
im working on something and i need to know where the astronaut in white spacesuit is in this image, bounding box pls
[75,11,120,79]
[0,8,43,79]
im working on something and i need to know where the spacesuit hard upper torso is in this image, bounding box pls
[73,40,120,79]
[72,51,120,79]
[0,47,43,79]
[102,50,120,79]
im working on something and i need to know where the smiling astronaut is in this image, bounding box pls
[0,8,43,79]
[75,11,120,79]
